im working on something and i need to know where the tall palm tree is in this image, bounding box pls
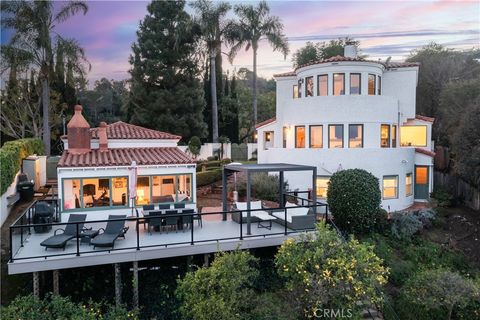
[1,0,88,155]
[191,0,231,143]
[225,0,289,128]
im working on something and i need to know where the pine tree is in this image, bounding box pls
[127,0,207,141]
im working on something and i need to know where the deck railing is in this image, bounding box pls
[9,201,322,262]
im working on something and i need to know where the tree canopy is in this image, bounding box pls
[292,37,361,67]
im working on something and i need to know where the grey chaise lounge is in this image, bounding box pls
[40,214,87,250]
[91,215,129,249]
[271,202,316,230]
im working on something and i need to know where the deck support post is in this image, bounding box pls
[33,272,40,298]
[203,253,210,267]
[132,261,139,310]
[187,255,193,271]
[53,270,59,295]
[114,263,122,306]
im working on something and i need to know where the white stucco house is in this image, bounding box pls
[256,46,434,212]
[57,105,196,220]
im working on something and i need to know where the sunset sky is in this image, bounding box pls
[2,0,479,85]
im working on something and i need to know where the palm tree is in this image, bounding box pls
[191,0,231,143]
[225,0,289,128]
[1,0,88,155]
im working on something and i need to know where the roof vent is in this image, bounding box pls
[344,45,357,58]
[67,105,91,154]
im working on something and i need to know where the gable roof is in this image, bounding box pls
[255,117,277,129]
[58,147,194,168]
[88,121,181,140]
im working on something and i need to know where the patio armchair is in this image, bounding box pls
[40,214,87,250]
[164,210,179,233]
[147,211,164,234]
[91,215,129,249]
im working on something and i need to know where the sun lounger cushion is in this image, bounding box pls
[90,233,119,248]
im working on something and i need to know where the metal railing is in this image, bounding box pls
[9,201,321,263]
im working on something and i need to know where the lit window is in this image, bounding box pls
[400,126,427,147]
[264,131,274,149]
[383,176,398,199]
[293,85,299,99]
[112,177,127,207]
[333,73,345,95]
[381,124,390,148]
[295,126,305,148]
[318,74,328,96]
[283,126,287,148]
[392,125,397,148]
[137,176,151,205]
[298,80,303,98]
[329,124,344,148]
[306,76,314,97]
[309,125,323,148]
[406,173,413,196]
[377,76,382,95]
[350,73,361,95]
[368,74,376,95]
[349,124,363,148]
[62,179,81,210]
[316,176,330,198]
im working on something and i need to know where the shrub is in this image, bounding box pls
[232,173,288,202]
[196,169,222,186]
[390,211,423,241]
[206,156,218,161]
[327,169,381,234]
[220,158,232,165]
[373,208,389,233]
[276,222,389,318]
[414,208,436,229]
[176,251,259,320]
[187,136,201,159]
[0,138,44,194]
[431,187,454,207]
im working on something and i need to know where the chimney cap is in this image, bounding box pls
[100,121,108,128]
[67,104,90,128]
[74,105,83,112]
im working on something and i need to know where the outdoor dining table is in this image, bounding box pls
[142,209,194,232]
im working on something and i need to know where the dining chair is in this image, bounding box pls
[164,210,179,233]
[182,209,194,230]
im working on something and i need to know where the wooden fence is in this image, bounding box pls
[434,171,480,211]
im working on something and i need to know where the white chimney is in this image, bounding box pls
[344,45,357,58]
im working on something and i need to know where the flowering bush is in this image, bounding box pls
[275,222,389,318]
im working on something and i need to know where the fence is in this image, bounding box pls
[434,171,480,211]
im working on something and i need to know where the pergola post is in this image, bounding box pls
[222,168,228,220]
[312,167,317,213]
[53,270,59,295]
[114,263,122,306]
[246,171,251,235]
[132,261,139,309]
[279,171,284,207]
[33,272,40,298]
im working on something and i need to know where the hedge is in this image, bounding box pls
[196,169,222,187]
[0,138,44,195]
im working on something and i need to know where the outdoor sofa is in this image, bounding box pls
[232,201,271,224]
[271,201,316,230]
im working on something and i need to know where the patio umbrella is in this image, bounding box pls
[129,161,138,216]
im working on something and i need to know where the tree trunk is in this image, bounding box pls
[210,51,219,143]
[252,47,258,129]
[41,78,51,155]
[447,304,453,320]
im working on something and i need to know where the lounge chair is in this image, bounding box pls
[40,214,87,250]
[91,215,129,249]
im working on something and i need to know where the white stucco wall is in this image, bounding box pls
[0,171,21,226]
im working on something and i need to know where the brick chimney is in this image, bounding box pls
[98,122,108,151]
[67,105,91,154]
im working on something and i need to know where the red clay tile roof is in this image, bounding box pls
[387,62,420,68]
[58,147,194,167]
[255,117,276,129]
[415,115,435,123]
[273,71,296,78]
[415,148,436,158]
[89,121,181,140]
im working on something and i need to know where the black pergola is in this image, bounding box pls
[222,163,317,235]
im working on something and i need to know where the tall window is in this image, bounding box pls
[295,126,305,148]
[112,177,127,207]
[306,76,314,97]
[333,73,345,95]
[136,176,151,205]
[329,124,344,148]
[350,73,361,95]
[63,179,81,210]
[406,173,413,196]
[293,85,299,99]
[383,176,398,199]
[316,176,330,198]
[298,80,303,98]
[368,74,376,95]
[377,76,382,95]
[400,126,427,147]
[309,125,323,148]
[137,174,193,205]
[283,126,287,148]
[349,124,363,148]
[263,131,274,149]
[392,125,397,148]
[381,124,391,148]
[317,74,328,96]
